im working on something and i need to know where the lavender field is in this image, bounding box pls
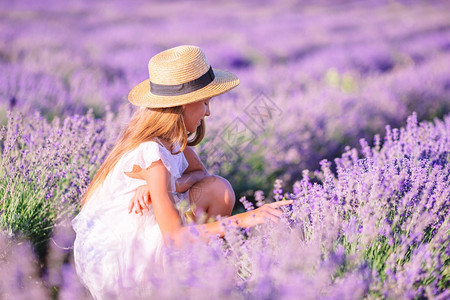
[1,0,449,299]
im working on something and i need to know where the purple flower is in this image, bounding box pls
[273,179,283,201]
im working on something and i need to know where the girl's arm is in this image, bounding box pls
[139,159,292,246]
[183,146,209,175]
[175,170,209,193]
[141,160,183,241]
[174,146,210,193]
[177,201,291,240]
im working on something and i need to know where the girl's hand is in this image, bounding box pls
[128,184,152,215]
[235,200,293,228]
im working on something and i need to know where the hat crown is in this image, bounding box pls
[148,45,210,85]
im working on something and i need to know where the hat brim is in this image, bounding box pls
[128,68,239,108]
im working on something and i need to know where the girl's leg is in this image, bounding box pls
[188,175,235,220]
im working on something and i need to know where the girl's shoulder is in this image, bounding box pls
[140,138,185,155]
[126,138,179,173]
[121,139,166,168]
[136,138,167,153]
[138,139,158,147]
[144,137,171,149]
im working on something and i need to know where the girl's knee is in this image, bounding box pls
[189,175,236,217]
[189,175,235,217]
[209,175,235,210]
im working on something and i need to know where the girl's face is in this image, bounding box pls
[182,98,211,133]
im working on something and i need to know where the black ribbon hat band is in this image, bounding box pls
[150,66,215,96]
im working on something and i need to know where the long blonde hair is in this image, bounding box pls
[81,105,205,206]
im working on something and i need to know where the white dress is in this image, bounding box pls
[72,138,190,299]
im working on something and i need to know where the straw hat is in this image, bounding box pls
[128,45,240,108]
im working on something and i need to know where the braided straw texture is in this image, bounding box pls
[128,45,239,108]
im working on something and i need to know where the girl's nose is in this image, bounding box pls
[205,105,210,116]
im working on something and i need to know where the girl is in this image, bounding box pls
[72,45,292,299]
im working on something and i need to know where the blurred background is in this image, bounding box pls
[1,0,449,209]
[1,0,450,298]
